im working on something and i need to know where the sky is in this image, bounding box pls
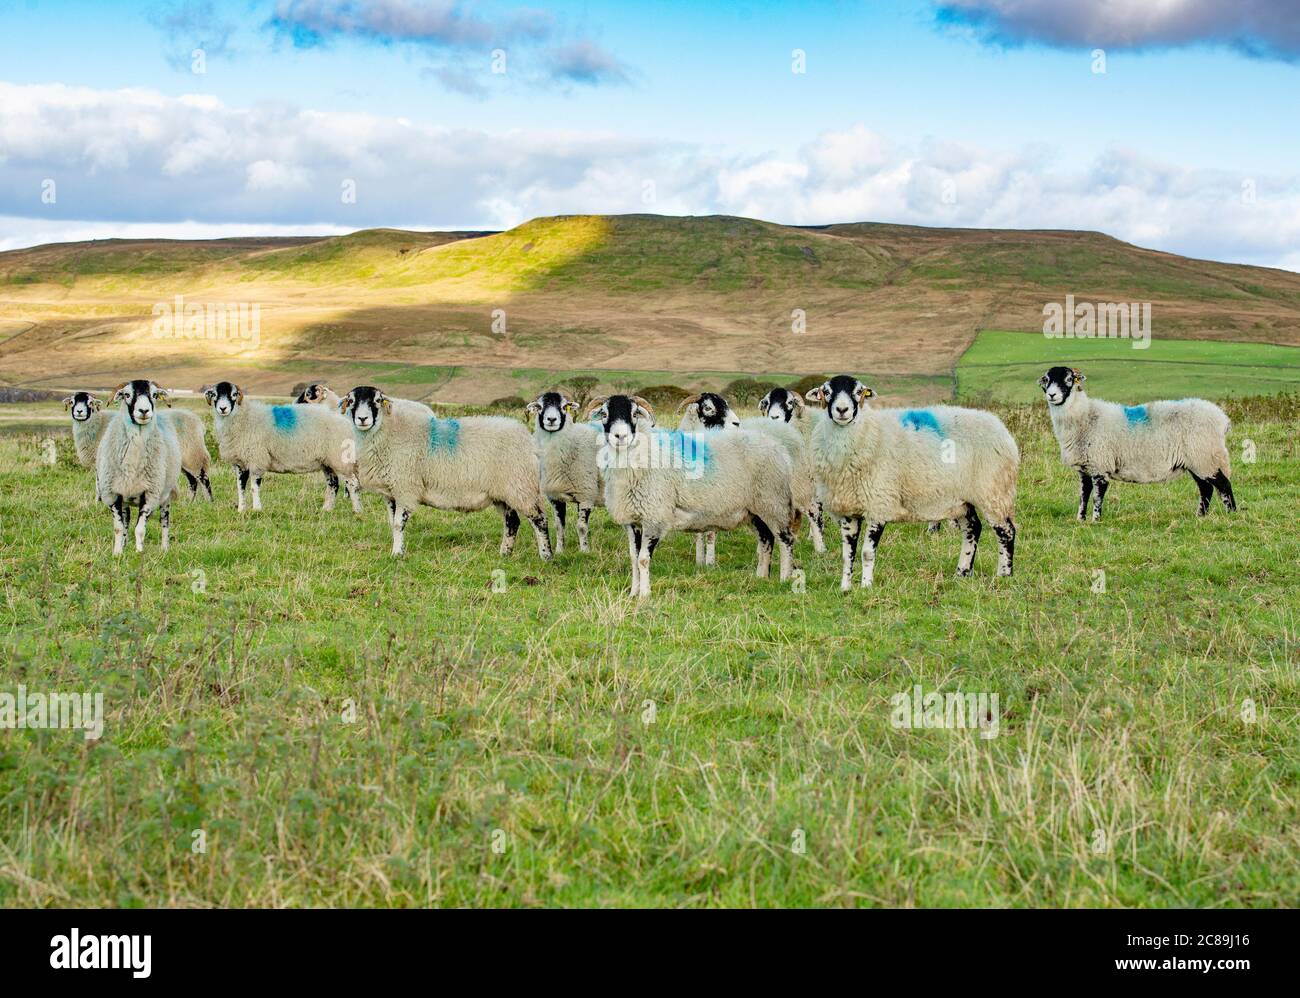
[2,0,1299,268]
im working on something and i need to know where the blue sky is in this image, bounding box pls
[2,0,1299,267]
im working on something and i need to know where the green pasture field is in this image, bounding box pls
[956,330,1300,403]
[0,396,1296,907]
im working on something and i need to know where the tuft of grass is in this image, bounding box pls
[0,400,1296,907]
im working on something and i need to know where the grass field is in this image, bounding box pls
[957,330,1300,403]
[1,396,1296,907]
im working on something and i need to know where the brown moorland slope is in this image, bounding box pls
[2,214,1298,404]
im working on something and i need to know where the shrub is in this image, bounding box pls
[634,384,691,409]
[786,373,830,397]
[722,377,779,406]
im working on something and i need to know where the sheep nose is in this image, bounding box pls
[834,405,849,417]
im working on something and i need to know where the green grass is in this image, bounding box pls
[956,330,1300,403]
[0,399,1295,907]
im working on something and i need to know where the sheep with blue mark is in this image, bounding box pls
[95,380,183,555]
[201,381,361,513]
[590,394,798,598]
[1038,366,1236,520]
[676,392,743,566]
[806,375,1019,589]
[341,386,553,560]
[526,390,605,553]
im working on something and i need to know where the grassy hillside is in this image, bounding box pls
[957,330,1300,403]
[4,214,1300,404]
[1,399,1295,906]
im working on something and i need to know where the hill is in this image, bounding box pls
[3,214,1299,405]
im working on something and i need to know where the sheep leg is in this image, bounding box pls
[859,521,885,587]
[235,466,249,513]
[577,505,592,552]
[753,519,774,578]
[926,521,941,534]
[135,500,152,553]
[550,499,567,554]
[1210,471,1236,512]
[706,531,717,566]
[110,496,128,556]
[386,496,397,528]
[810,502,827,553]
[993,519,1015,576]
[160,503,171,551]
[839,516,861,593]
[345,476,362,513]
[496,502,520,556]
[251,473,263,512]
[957,504,982,576]
[626,526,641,595]
[637,531,657,598]
[527,510,553,561]
[198,468,213,501]
[1190,471,1214,516]
[182,469,199,499]
[1077,471,1093,521]
[391,503,409,556]
[1090,475,1108,521]
[322,469,339,512]
[695,533,706,566]
[778,527,796,582]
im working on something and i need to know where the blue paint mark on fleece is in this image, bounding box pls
[898,409,944,437]
[428,416,461,452]
[1124,405,1149,426]
[271,406,297,432]
[653,429,711,473]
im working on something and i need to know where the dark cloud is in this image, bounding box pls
[936,0,1300,62]
[266,0,552,50]
[150,0,237,68]
[546,40,630,86]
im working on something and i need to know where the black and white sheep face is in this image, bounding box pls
[203,381,243,417]
[806,375,873,426]
[687,392,738,429]
[64,391,101,422]
[296,383,331,405]
[114,380,166,425]
[341,386,389,431]
[591,395,653,451]
[758,387,804,423]
[1039,366,1083,406]
[526,391,576,433]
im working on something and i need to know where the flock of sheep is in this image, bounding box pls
[62,366,1237,593]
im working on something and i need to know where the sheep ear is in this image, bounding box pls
[201,384,216,402]
[788,390,806,410]
[1071,369,1086,384]
[524,397,543,415]
[62,395,75,410]
[856,385,875,402]
[112,382,131,402]
[232,386,243,404]
[88,395,103,411]
[758,394,771,414]
[584,396,610,421]
[676,393,701,414]
[379,397,392,415]
[804,385,827,405]
[562,399,579,417]
[338,394,354,414]
[151,385,172,406]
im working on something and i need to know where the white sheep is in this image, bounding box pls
[754,387,827,553]
[201,381,361,513]
[341,386,553,560]
[591,394,797,597]
[1038,366,1236,519]
[96,380,183,555]
[677,391,743,566]
[64,391,212,500]
[526,391,605,553]
[806,375,1019,589]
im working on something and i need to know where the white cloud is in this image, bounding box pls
[1,81,1298,270]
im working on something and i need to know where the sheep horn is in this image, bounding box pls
[584,395,610,420]
[675,393,702,414]
[631,396,655,415]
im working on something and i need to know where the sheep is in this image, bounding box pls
[806,375,1019,589]
[590,394,797,598]
[526,391,605,553]
[65,390,212,500]
[755,387,827,553]
[95,380,183,555]
[295,382,343,409]
[1038,366,1236,520]
[201,381,361,513]
[677,392,743,565]
[340,386,552,560]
